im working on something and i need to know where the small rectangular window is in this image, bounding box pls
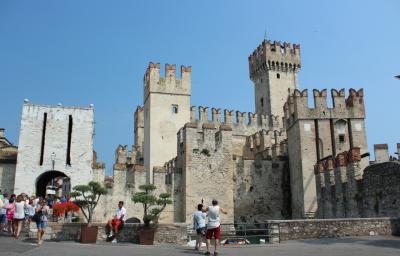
[339,134,345,143]
[171,105,178,114]
[261,98,264,107]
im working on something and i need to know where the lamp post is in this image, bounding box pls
[51,152,56,170]
[50,152,56,189]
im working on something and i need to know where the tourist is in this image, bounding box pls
[204,199,228,256]
[4,197,15,234]
[24,199,35,230]
[0,193,9,232]
[35,198,49,245]
[193,203,207,251]
[13,194,26,238]
[59,195,67,203]
[106,201,126,243]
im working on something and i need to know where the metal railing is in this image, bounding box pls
[188,222,280,245]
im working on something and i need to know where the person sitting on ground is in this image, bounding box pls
[203,199,228,256]
[193,203,207,251]
[106,201,126,243]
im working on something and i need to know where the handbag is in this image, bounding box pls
[195,215,207,236]
[32,207,43,222]
[198,226,206,236]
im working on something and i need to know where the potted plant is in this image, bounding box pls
[70,181,107,243]
[132,184,172,245]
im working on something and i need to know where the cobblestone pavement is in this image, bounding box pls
[1,233,400,256]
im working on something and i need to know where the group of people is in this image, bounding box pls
[193,199,228,256]
[1,190,226,252]
[0,192,52,245]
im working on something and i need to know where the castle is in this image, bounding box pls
[1,38,399,224]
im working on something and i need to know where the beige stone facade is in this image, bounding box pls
[143,63,191,183]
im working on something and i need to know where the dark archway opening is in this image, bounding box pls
[36,170,70,198]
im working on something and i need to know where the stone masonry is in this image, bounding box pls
[314,144,400,219]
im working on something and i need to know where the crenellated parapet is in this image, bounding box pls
[143,62,192,99]
[243,129,287,160]
[114,144,144,169]
[134,106,144,124]
[190,106,283,135]
[314,147,363,218]
[249,40,301,81]
[177,122,233,147]
[284,88,365,127]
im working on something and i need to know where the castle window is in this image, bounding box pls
[339,134,345,143]
[277,73,280,79]
[171,105,178,114]
[261,98,264,107]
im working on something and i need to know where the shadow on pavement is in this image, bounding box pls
[297,236,400,250]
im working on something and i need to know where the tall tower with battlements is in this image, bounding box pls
[284,88,369,218]
[143,63,192,183]
[249,40,301,118]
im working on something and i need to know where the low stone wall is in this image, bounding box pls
[32,222,187,245]
[266,218,400,241]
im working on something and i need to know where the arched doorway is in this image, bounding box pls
[35,171,70,198]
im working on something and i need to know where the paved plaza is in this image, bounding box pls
[1,234,400,256]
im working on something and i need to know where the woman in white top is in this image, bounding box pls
[193,204,206,251]
[13,194,27,239]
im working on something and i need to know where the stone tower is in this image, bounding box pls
[249,40,301,118]
[143,63,192,183]
[284,88,368,218]
[14,102,94,196]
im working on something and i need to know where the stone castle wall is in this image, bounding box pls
[234,158,291,222]
[315,146,400,219]
[362,161,400,218]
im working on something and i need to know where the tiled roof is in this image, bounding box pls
[0,145,18,163]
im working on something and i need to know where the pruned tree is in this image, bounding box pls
[70,181,107,225]
[132,184,172,227]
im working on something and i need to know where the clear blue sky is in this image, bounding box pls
[1,0,399,175]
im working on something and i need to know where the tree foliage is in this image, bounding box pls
[70,181,107,224]
[132,184,172,227]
